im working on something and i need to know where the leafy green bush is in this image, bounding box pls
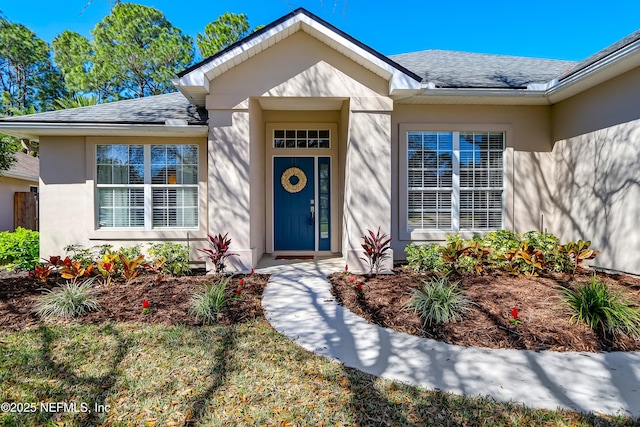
[149,242,191,276]
[405,231,597,277]
[189,277,235,324]
[481,230,521,261]
[563,275,640,337]
[456,255,478,274]
[35,277,100,319]
[405,243,445,272]
[0,227,40,270]
[521,231,571,272]
[116,244,143,260]
[404,277,471,326]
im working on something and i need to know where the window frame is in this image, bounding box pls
[399,123,512,241]
[95,143,200,230]
[273,129,331,149]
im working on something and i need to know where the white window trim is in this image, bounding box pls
[399,123,513,242]
[95,143,200,231]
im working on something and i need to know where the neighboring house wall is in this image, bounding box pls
[39,136,208,260]
[550,67,640,274]
[391,104,555,257]
[0,175,37,231]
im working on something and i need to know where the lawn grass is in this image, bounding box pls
[0,320,636,426]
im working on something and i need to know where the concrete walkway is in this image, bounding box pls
[258,257,640,417]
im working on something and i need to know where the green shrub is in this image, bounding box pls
[563,275,640,337]
[405,243,445,272]
[0,227,40,270]
[481,230,521,260]
[149,242,191,276]
[404,277,471,326]
[456,255,478,274]
[189,277,235,324]
[116,244,143,260]
[521,231,570,272]
[35,277,100,319]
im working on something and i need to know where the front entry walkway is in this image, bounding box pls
[257,257,640,417]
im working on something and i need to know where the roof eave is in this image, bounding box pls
[546,38,640,103]
[0,123,209,141]
[394,87,550,105]
[1,170,38,182]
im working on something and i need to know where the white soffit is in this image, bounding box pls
[176,11,421,106]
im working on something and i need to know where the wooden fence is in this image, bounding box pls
[14,192,38,231]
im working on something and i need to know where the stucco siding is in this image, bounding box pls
[39,136,90,257]
[344,109,393,271]
[39,136,208,262]
[206,31,388,111]
[249,99,266,263]
[550,67,640,274]
[391,104,554,258]
[550,119,640,274]
[0,176,37,231]
[552,67,640,142]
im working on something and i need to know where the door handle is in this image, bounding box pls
[309,206,315,225]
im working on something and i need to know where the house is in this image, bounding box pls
[0,151,39,231]
[0,8,639,274]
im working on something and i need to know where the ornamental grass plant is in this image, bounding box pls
[189,277,235,324]
[35,277,100,319]
[404,277,471,326]
[563,275,640,337]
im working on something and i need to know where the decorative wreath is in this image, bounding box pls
[281,167,307,193]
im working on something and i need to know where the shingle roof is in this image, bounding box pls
[0,92,208,125]
[4,151,39,181]
[560,29,640,81]
[389,50,577,88]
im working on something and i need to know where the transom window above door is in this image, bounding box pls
[274,129,330,149]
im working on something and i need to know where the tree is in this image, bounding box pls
[53,3,193,100]
[197,12,262,59]
[0,16,64,115]
[0,135,18,174]
[52,30,117,103]
[54,93,99,110]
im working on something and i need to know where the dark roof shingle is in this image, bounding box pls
[560,29,640,81]
[390,50,577,88]
[4,151,39,180]
[0,92,207,125]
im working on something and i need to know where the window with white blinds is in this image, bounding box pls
[407,131,504,231]
[96,144,198,229]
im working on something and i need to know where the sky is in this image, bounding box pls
[2,0,639,62]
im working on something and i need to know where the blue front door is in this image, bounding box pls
[274,157,315,250]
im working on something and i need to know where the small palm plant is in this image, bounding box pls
[404,277,471,326]
[35,277,101,319]
[563,275,640,337]
[189,277,237,324]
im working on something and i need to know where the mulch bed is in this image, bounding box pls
[329,267,640,353]
[0,270,268,332]
[4,265,640,353]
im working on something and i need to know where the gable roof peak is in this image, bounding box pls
[175,7,422,106]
